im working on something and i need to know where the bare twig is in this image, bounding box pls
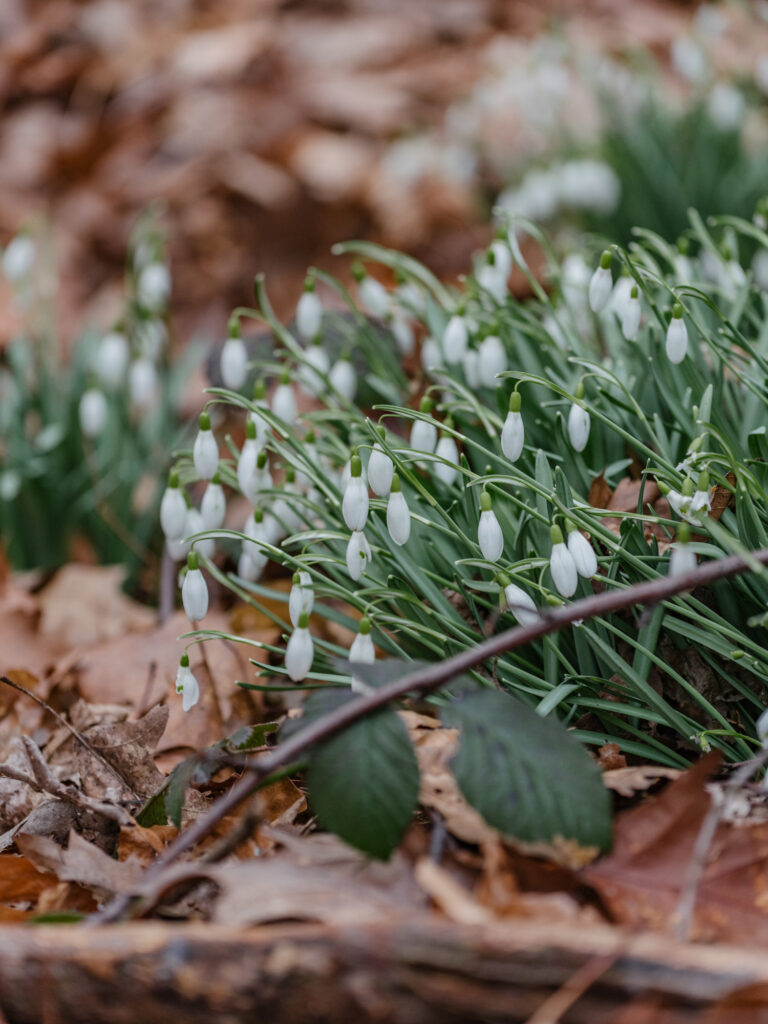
[674,746,768,942]
[92,546,768,926]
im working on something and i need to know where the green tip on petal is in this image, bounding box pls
[168,470,179,488]
[575,380,585,400]
[390,473,401,493]
[672,302,683,320]
[187,552,199,571]
[253,507,264,523]
[180,653,190,668]
[509,391,521,413]
[630,284,639,298]
[292,570,301,585]
[359,617,371,635]
[199,412,211,430]
[303,275,315,293]
[480,491,492,512]
[227,319,240,338]
[550,524,564,545]
[677,522,691,544]
[599,250,612,270]
[297,611,310,629]
[257,451,268,469]
[418,396,433,414]
[350,455,362,478]
[696,470,709,491]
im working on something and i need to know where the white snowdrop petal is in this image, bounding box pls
[186,509,214,560]
[568,403,590,452]
[176,664,200,713]
[391,314,414,356]
[129,359,157,409]
[387,491,411,546]
[182,568,209,622]
[504,584,539,627]
[272,383,297,425]
[350,633,376,664]
[200,482,226,530]
[501,410,524,462]
[220,337,248,391]
[410,418,437,454]
[666,318,688,364]
[550,542,578,598]
[342,476,369,531]
[289,577,314,627]
[137,262,170,312]
[478,510,504,562]
[296,290,322,340]
[567,530,597,578]
[368,445,394,496]
[621,296,642,341]
[359,277,390,318]
[79,389,108,438]
[95,332,129,389]
[434,436,459,486]
[329,359,357,401]
[442,316,468,364]
[669,543,697,577]
[160,487,188,540]
[285,626,314,681]
[346,530,371,581]
[478,335,506,387]
[193,429,219,480]
[588,266,613,313]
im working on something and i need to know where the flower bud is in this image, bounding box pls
[175,654,200,713]
[296,279,322,340]
[566,520,597,578]
[299,340,330,397]
[346,529,371,581]
[568,385,590,452]
[181,552,209,622]
[200,474,226,530]
[588,251,613,313]
[358,274,390,319]
[391,313,414,356]
[442,315,468,364]
[186,507,215,560]
[477,334,506,388]
[289,570,314,626]
[342,455,369,531]
[368,430,393,496]
[272,372,297,425]
[160,471,188,540]
[501,578,539,627]
[410,397,437,454]
[285,612,314,681]
[386,474,410,546]
[549,524,578,597]
[669,522,697,577]
[350,616,375,664]
[666,304,688,364]
[95,331,129,389]
[501,391,524,462]
[79,388,108,438]
[329,357,357,401]
[478,491,504,562]
[193,412,219,480]
[220,332,248,391]
[2,235,35,282]
[621,285,642,341]
[128,358,157,410]
[434,432,459,486]
[137,262,170,313]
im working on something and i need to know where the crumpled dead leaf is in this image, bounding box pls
[16,829,144,895]
[603,765,682,798]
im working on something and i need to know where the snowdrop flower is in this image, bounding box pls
[299,340,330,397]
[666,303,688,364]
[193,412,219,480]
[566,521,598,578]
[220,329,248,391]
[609,275,633,320]
[237,421,263,502]
[491,238,512,283]
[296,278,322,340]
[621,285,642,341]
[689,471,712,517]
[561,252,590,310]
[478,491,504,563]
[498,573,539,627]
[396,279,425,316]
[165,530,191,563]
[181,552,208,622]
[568,382,590,453]
[175,654,200,713]
[186,508,214,560]
[355,266,390,319]
[588,250,613,313]
[707,82,744,132]
[272,371,297,425]
[477,334,506,387]
[273,466,303,535]
[137,262,170,313]
[501,391,524,462]
[200,473,226,530]
[387,474,411,546]
[237,550,264,583]
[410,397,438,454]
[329,357,357,401]
[2,235,35,282]
[670,36,708,84]
[342,454,369,531]
[421,336,443,373]
[391,312,414,356]
[285,611,314,681]
[242,507,271,572]
[462,348,480,389]
[79,388,108,438]
[95,331,129,389]
[477,252,507,303]
[669,523,696,577]
[442,314,468,364]
[129,358,157,410]
[549,524,578,598]
[346,530,371,581]
[368,429,393,496]
[248,379,271,447]
[160,471,188,540]
[136,319,166,361]
[434,430,459,486]
[350,616,375,664]
[289,571,314,627]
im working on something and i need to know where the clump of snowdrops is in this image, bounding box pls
[0,211,195,573]
[166,206,768,770]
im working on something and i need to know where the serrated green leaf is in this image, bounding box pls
[306,705,420,860]
[442,690,612,850]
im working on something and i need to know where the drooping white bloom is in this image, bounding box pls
[442,315,468,364]
[502,578,539,627]
[669,537,697,577]
[285,612,314,681]
[289,571,314,627]
[566,523,598,578]
[670,36,708,84]
[391,313,414,356]
[95,331,129,389]
[181,552,209,622]
[79,388,108,438]
[568,388,590,452]
[434,433,459,486]
[166,532,191,563]
[478,491,504,562]
[342,455,369,531]
[242,508,271,573]
[248,380,271,447]
[272,373,297,425]
[386,475,410,546]
[477,335,506,388]
[621,286,642,341]
[358,275,390,318]
[128,358,157,410]
[707,82,744,132]
[501,391,524,462]
[349,617,375,664]
[186,508,214,560]
[368,434,393,496]
[299,341,330,397]
[462,348,480,389]
[176,655,200,713]
[421,336,442,373]
[273,467,303,536]
[588,251,613,313]
[220,335,248,391]
[329,358,357,401]
[136,319,167,361]
[549,525,578,598]
[609,276,633,320]
[410,398,438,454]
[491,239,512,283]
[237,550,264,583]
[396,280,425,316]
[296,283,322,340]
[666,304,688,364]
[346,530,371,581]
[200,475,226,530]
[477,256,507,303]
[193,413,219,480]
[137,262,170,313]
[160,472,187,540]
[689,471,712,518]
[2,235,35,282]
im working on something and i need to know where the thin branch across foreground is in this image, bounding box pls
[92,546,768,925]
